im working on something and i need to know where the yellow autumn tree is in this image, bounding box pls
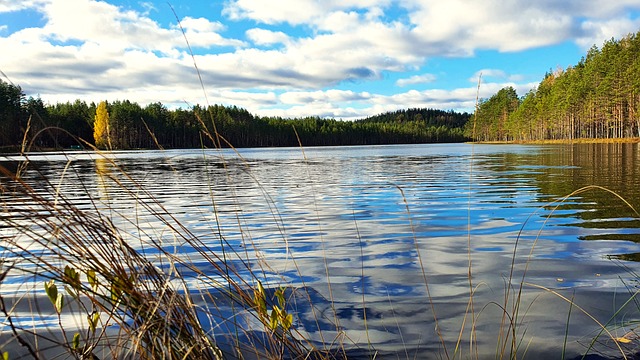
[93,101,110,149]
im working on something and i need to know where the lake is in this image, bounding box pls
[1,143,640,359]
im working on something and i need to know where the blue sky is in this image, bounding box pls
[1,1,640,120]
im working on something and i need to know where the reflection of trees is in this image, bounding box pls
[494,143,640,252]
[543,144,638,195]
[536,144,640,222]
[608,253,640,262]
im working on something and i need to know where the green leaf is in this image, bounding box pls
[283,313,293,330]
[87,269,98,291]
[2,351,8,360]
[54,293,64,313]
[88,312,100,332]
[253,281,267,316]
[110,281,123,301]
[71,333,80,350]
[269,309,279,330]
[64,265,80,291]
[275,288,285,308]
[254,292,266,316]
[44,280,58,307]
[257,281,265,297]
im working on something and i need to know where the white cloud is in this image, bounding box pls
[177,17,245,48]
[396,74,437,87]
[179,17,225,33]
[577,17,640,49]
[220,0,640,88]
[222,0,320,25]
[280,89,371,105]
[552,0,640,18]
[406,1,575,53]
[1,0,421,99]
[222,0,391,25]
[0,0,251,96]
[400,0,640,54]
[218,90,279,106]
[260,83,532,120]
[0,0,44,12]
[6,0,243,56]
[2,0,640,120]
[246,28,290,46]
[259,102,364,120]
[317,10,362,32]
[139,1,156,16]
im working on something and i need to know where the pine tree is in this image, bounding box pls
[93,101,110,149]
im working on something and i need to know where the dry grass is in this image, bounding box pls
[0,147,328,359]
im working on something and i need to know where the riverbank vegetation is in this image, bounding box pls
[468,31,640,142]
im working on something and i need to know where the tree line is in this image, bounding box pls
[5,30,640,149]
[468,30,640,141]
[0,80,470,151]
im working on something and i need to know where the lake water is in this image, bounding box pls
[1,143,640,359]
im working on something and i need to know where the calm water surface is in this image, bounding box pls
[2,143,640,359]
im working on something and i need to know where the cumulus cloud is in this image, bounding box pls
[405,1,575,53]
[576,17,640,49]
[222,0,391,26]
[246,28,290,46]
[177,17,245,48]
[222,0,320,25]
[40,0,173,51]
[1,0,640,119]
[0,0,43,12]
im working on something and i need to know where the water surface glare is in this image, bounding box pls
[2,143,640,359]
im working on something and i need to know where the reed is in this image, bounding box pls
[0,143,326,359]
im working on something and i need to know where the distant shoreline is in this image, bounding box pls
[473,137,640,145]
[3,138,640,154]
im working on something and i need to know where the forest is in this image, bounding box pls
[0,80,469,151]
[4,30,640,149]
[468,30,640,142]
